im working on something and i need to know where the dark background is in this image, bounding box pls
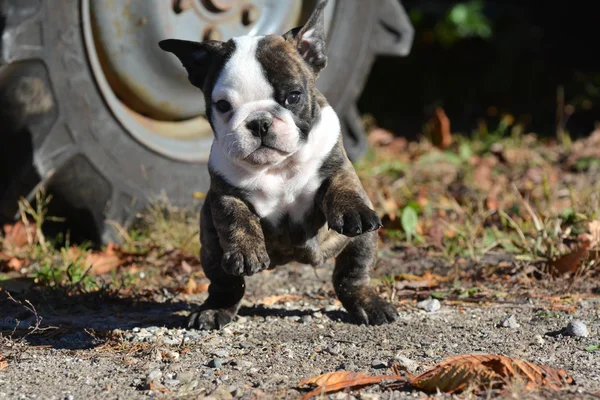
[359,0,600,140]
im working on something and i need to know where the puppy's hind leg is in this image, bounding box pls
[187,244,245,330]
[333,232,397,326]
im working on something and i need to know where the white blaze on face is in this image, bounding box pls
[209,36,300,166]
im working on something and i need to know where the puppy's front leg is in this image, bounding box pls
[320,167,397,325]
[321,167,382,237]
[188,194,269,330]
[212,195,270,277]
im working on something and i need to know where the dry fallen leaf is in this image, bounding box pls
[0,354,7,370]
[298,371,403,400]
[431,107,452,149]
[2,221,36,248]
[549,245,590,276]
[7,257,27,271]
[410,354,574,393]
[69,243,122,275]
[257,294,301,306]
[368,128,394,147]
[550,219,600,276]
[182,277,209,295]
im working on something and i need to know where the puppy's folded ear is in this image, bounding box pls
[159,39,224,89]
[283,0,328,74]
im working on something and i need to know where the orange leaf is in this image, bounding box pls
[257,294,301,306]
[298,371,404,400]
[550,243,590,276]
[410,354,574,393]
[431,107,452,149]
[69,243,122,275]
[183,278,209,295]
[2,221,36,248]
[367,128,394,147]
[7,257,26,271]
[0,354,7,370]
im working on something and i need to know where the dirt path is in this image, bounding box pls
[1,258,599,400]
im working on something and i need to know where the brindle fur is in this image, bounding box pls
[160,0,397,329]
[187,137,397,329]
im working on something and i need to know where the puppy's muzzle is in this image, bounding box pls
[246,112,273,138]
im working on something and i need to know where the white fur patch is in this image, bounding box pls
[210,106,341,223]
[212,36,272,109]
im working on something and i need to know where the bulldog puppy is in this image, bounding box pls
[159,0,397,329]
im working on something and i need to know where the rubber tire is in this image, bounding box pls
[0,0,387,243]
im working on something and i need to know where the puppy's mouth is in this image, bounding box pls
[244,144,291,166]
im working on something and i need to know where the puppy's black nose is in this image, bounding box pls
[246,116,273,137]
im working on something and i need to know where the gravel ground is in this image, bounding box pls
[1,261,599,399]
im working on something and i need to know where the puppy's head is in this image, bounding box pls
[159,0,329,168]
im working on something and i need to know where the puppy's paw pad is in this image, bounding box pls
[328,204,382,237]
[187,308,235,330]
[347,292,397,326]
[222,246,270,276]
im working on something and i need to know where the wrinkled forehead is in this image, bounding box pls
[211,35,308,102]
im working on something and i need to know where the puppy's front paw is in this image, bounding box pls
[327,203,382,237]
[344,290,397,326]
[187,308,235,330]
[222,243,270,276]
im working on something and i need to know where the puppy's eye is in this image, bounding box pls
[215,100,232,113]
[285,91,302,106]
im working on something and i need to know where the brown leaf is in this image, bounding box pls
[549,245,590,276]
[2,221,36,248]
[368,128,394,147]
[431,107,452,149]
[7,257,26,271]
[180,260,193,274]
[298,371,403,400]
[549,220,600,276]
[182,277,209,295]
[69,243,122,275]
[410,354,574,393]
[257,294,301,306]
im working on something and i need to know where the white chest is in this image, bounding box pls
[247,169,323,223]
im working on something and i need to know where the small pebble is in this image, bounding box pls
[301,315,313,324]
[371,359,388,369]
[565,320,589,337]
[498,314,520,329]
[213,350,229,358]
[208,358,223,368]
[210,386,233,399]
[360,394,379,400]
[326,344,342,355]
[534,334,545,345]
[178,380,198,393]
[163,379,180,387]
[146,369,162,382]
[394,355,419,373]
[416,298,441,313]
[163,350,180,360]
[227,385,243,397]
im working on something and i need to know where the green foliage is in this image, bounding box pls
[411,0,493,47]
[401,205,419,242]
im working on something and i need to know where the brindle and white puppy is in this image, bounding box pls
[159,0,397,329]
